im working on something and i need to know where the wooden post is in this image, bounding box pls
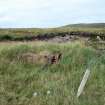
[77,69,90,97]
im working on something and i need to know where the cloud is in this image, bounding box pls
[0,0,105,28]
[0,16,13,22]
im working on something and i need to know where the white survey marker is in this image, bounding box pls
[77,69,90,97]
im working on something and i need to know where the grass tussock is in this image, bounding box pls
[0,41,105,105]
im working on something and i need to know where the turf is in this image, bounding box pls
[0,41,105,105]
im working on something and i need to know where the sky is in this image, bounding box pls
[0,0,105,28]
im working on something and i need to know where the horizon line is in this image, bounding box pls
[0,22,105,29]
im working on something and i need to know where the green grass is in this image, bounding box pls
[0,24,105,41]
[0,41,105,105]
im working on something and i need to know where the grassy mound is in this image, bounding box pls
[0,26,105,41]
[0,42,105,105]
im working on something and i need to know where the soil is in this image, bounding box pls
[46,35,89,43]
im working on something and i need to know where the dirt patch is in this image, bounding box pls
[46,35,90,43]
[46,35,74,43]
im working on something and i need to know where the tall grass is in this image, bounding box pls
[0,41,105,105]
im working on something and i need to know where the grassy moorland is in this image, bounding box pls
[0,23,105,41]
[0,41,105,105]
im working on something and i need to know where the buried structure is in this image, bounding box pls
[18,51,62,66]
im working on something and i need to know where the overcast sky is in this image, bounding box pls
[0,0,105,28]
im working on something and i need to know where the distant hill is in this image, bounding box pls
[62,23,105,28]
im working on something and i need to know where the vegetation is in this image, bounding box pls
[0,23,105,41]
[0,41,105,105]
